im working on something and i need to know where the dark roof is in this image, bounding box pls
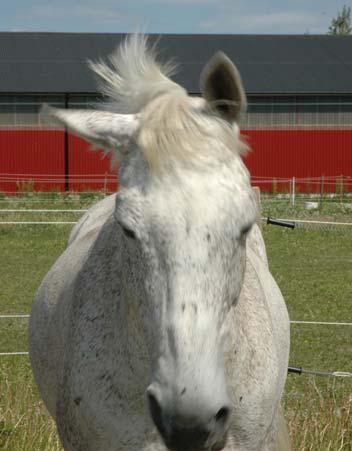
[1,32,352,95]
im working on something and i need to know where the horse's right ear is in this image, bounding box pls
[200,52,246,123]
[40,104,140,160]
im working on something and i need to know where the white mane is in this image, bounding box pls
[89,34,184,114]
[90,34,248,172]
[138,93,248,172]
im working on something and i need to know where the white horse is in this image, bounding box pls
[29,35,290,451]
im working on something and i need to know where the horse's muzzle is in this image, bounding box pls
[147,386,231,451]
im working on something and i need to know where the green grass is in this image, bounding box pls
[0,226,68,315]
[0,195,97,450]
[0,194,351,450]
[0,361,62,451]
[263,199,352,449]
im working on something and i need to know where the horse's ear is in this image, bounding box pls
[200,52,246,123]
[40,104,139,158]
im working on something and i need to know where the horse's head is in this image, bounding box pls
[44,35,257,451]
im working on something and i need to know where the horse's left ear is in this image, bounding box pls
[200,52,246,123]
[40,104,139,159]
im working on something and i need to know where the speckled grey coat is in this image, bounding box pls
[29,34,290,451]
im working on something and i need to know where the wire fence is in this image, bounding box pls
[0,209,88,213]
[263,217,352,233]
[0,221,78,225]
[1,215,351,230]
[0,174,352,197]
[0,173,119,194]
[0,176,351,212]
[0,206,351,380]
[2,314,352,378]
[253,175,352,207]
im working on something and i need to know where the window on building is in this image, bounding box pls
[68,95,103,110]
[0,93,352,128]
[242,95,352,128]
[0,95,66,126]
[0,94,103,126]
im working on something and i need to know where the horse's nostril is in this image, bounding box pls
[147,385,231,450]
[215,406,231,425]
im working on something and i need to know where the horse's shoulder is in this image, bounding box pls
[242,226,290,367]
[68,194,117,247]
[247,223,269,267]
[32,201,116,332]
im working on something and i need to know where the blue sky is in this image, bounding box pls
[2,0,350,34]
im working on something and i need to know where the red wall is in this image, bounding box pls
[0,127,351,193]
[0,129,118,193]
[243,128,352,192]
[0,129,64,193]
[68,135,118,192]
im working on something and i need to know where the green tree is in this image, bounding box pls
[328,5,352,35]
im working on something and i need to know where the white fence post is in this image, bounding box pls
[291,177,295,206]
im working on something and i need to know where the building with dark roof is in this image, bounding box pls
[0,32,351,193]
[1,32,352,94]
[1,32,352,126]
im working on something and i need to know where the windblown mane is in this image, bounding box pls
[138,93,248,172]
[90,34,248,172]
[89,34,183,114]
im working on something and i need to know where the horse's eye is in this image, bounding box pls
[120,225,136,240]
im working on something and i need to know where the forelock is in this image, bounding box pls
[137,92,249,173]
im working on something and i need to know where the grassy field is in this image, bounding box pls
[0,193,351,450]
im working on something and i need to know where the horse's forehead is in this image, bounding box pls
[119,137,253,225]
[145,167,253,227]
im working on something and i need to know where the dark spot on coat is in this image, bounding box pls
[74,397,82,406]
[181,387,186,396]
[181,303,186,312]
[239,396,243,403]
[206,233,211,242]
[86,315,99,322]
[192,303,198,314]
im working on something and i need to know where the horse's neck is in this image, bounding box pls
[224,240,274,368]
